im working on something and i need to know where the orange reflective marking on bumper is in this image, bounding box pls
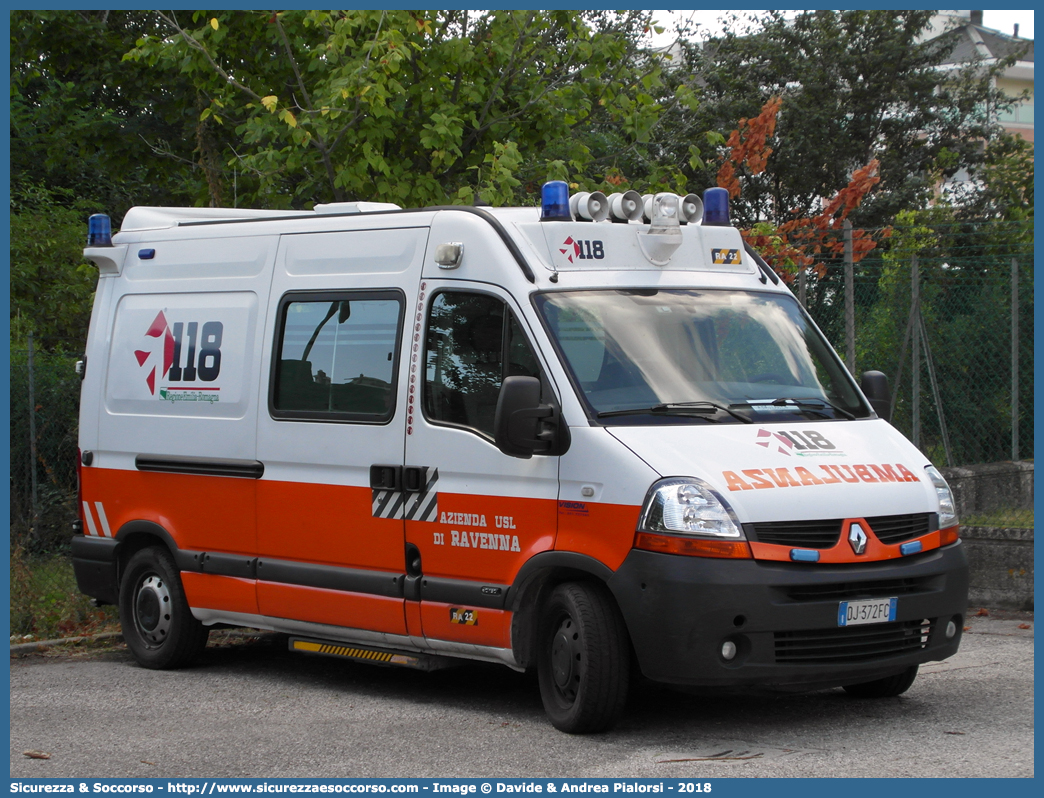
[749,527,943,564]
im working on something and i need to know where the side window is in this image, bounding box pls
[423,291,540,438]
[272,291,403,422]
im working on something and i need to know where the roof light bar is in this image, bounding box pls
[87,214,113,247]
[702,187,730,226]
[540,181,571,222]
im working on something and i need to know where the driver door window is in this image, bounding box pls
[423,291,539,438]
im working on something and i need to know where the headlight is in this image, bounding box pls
[638,478,744,539]
[924,465,959,529]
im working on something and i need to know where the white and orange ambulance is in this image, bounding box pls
[73,183,968,733]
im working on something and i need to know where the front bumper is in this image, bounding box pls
[608,541,969,688]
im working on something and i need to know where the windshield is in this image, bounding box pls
[536,289,870,425]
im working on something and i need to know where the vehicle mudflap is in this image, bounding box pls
[288,637,454,671]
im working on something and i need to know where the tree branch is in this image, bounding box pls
[155,11,264,103]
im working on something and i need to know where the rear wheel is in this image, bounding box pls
[843,664,919,698]
[536,582,630,733]
[119,546,208,669]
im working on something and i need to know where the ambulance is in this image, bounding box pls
[72,183,968,733]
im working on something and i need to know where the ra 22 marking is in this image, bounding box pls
[450,607,478,625]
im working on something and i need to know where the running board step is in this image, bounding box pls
[288,637,453,671]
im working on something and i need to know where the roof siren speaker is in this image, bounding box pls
[679,194,703,225]
[607,191,644,222]
[569,191,609,222]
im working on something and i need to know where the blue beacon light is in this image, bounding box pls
[702,187,731,226]
[87,214,113,247]
[540,181,572,222]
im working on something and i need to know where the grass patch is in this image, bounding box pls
[10,548,119,640]
[962,508,1034,529]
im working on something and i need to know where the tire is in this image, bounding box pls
[118,546,209,669]
[842,665,919,698]
[536,582,630,733]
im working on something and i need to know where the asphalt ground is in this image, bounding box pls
[9,610,1033,779]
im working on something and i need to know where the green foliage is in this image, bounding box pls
[10,10,210,216]
[951,133,1035,224]
[10,349,83,550]
[124,10,680,208]
[853,210,1033,466]
[10,550,119,638]
[665,10,1024,229]
[10,183,98,350]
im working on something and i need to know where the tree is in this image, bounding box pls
[125,10,680,209]
[10,182,99,351]
[9,10,686,350]
[11,10,233,350]
[715,96,888,285]
[949,133,1035,226]
[10,10,212,217]
[665,10,1024,229]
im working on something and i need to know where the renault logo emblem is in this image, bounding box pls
[848,522,868,555]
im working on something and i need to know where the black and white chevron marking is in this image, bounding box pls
[371,467,439,522]
[371,486,406,520]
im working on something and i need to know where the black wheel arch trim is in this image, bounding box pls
[506,550,615,608]
[114,519,180,553]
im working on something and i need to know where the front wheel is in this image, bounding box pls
[119,546,208,669]
[842,664,918,698]
[536,582,630,733]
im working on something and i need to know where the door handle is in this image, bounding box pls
[369,464,402,490]
[403,466,426,492]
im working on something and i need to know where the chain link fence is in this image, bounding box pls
[8,219,1033,636]
[800,217,1033,531]
[10,340,116,638]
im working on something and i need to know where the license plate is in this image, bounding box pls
[838,597,897,627]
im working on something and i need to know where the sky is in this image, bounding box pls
[648,9,1035,45]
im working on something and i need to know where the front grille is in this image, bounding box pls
[774,619,933,664]
[748,519,843,549]
[865,513,931,544]
[748,512,932,550]
[783,575,939,603]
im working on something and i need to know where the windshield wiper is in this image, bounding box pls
[732,397,855,420]
[597,401,752,423]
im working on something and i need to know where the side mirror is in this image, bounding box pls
[494,376,561,458]
[860,370,891,422]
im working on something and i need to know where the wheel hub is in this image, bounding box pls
[134,575,172,645]
[550,617,581,698]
